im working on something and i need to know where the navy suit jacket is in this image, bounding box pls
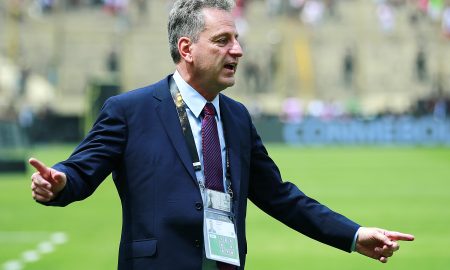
[46,75,359,269]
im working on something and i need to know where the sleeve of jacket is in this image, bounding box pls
[247,119,360,252]
[43,96,127,207]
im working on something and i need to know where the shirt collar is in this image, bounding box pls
[173,70,221,120]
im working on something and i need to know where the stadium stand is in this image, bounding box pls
[0,0,449,144]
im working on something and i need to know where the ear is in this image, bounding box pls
[178,37,193,63]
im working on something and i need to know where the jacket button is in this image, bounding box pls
[195,202,203,211]
[194,239,201,248]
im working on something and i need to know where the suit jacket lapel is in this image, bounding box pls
[219,96,242,203]
[153,78,197,184]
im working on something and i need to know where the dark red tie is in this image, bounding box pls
[202,103,224,192]
[201,103,236,270]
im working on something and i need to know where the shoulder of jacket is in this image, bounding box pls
[109,75,171,104]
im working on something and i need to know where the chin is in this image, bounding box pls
[220,78,236,88]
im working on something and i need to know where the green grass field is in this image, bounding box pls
[1,145,449,269]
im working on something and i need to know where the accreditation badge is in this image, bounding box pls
[205,189,231,212]
[204,210,240,266]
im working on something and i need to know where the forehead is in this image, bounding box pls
[201,8,237,36]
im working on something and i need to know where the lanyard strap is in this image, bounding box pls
[169,77,233,198]
[169,77,201,171]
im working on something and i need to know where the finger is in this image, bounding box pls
[374,246,391,258]
[31,181,45,193]
[29,158,50,179]
[374,230,394,247]
[32,190,51,202]
[34,186,54,198]
[379,256,388,263]
[32,174,52,189]
[381,246,395,257]
[376,242,399,252]
[390,241,400,252]
[385,231,415,241]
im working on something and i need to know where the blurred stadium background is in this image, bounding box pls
[1,0,450,269]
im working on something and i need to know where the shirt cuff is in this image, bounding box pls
[351,227,360,252]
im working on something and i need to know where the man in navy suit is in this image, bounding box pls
[30,0,414,269]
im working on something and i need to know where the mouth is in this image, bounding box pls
[224,62,237,72]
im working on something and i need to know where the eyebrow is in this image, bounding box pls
[210,32,239,41]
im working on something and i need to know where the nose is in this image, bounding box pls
[230,39,243,58]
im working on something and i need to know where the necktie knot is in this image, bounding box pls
[203,103,216,117]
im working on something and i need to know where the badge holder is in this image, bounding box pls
[203,189,240,266]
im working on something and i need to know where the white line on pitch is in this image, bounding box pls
[0,232,53,243]
[1,232,68,270]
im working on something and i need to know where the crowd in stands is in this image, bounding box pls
[278,95,449,123]
[4,0,449,29]
[262,0,450,37]
[1,0,449,123]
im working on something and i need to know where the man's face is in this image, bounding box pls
[189,8,243,95]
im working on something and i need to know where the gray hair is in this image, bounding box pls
[168,0,235,63]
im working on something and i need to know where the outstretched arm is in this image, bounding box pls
[355,227,414,263]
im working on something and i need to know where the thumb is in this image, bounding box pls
[54,172,64,181]
[49,170,67,194]
[29,158,51,179]
[52,171,67,184]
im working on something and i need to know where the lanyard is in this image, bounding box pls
[169,77,233,198]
